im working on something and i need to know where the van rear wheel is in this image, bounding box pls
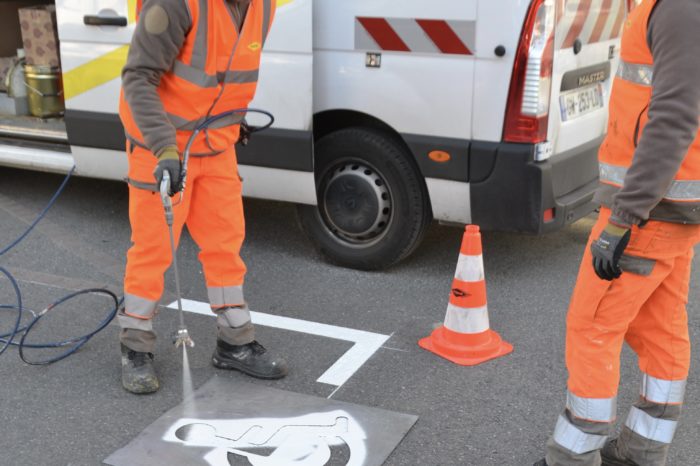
[297,127,431,270]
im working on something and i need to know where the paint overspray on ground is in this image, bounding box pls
[104,377,417,466]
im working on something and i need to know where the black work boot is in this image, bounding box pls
[601,439,637,466]
[121,343,160,394]
[212,339,288,379]
[533,460,548,466]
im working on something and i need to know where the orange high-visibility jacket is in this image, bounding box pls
[598,0,700,222]
[120,0,275,155]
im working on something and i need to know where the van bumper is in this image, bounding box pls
[469,136,602,234]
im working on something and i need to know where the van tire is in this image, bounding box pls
[297,127,431,270]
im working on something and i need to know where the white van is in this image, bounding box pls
[0,0,628,269]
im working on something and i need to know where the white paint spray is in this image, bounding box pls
[163,410,368,466]
[181,345,197,416]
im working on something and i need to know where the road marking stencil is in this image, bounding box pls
[104,378,417,466]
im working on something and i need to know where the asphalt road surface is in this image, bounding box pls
[1,167,700,466]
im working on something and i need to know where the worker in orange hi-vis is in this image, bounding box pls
[116,0,287,394]
[535,1,700,465]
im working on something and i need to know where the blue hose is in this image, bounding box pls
[0,167,120,365]
[0,166,74,257]
[0,108,273,364]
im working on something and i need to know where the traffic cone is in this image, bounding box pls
[419,225,513,366]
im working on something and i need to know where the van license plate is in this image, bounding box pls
[559,84,604,122]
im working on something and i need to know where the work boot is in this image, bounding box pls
[121,343,160,394]
[532,460,547,466]
[212,339,288,379]
[601,439,637,466]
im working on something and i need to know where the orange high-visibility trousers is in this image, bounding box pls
[546,207,700,466]
[118,144,252,352]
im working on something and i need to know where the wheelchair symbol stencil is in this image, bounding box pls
[163,410,368,466]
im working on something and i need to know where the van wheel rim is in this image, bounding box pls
[320,161,393,246]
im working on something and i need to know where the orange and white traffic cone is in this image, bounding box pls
[419,225,513,366]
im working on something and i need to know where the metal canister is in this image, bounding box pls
[23,64,64,118]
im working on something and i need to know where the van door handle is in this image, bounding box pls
[83,15,128,27]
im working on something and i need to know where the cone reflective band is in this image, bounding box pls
[419,225,513,366]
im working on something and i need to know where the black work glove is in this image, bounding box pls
[153,147,182,196]
[590,222,632,281]
[238,119,251,146]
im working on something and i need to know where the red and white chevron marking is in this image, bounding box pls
[554,0,628,50]
[355,17,476,56]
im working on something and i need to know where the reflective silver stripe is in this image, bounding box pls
[665,180,700,202]
[167,112,245,131]
[617,60,653,86]
[208,285,245,309]
[173,61,218,87]
[225,69,259,84]
[123,293,158,319]
[625,406,678,443]
[454,254,485,282]
[191,0,208,70]
[600,162,700,201]
[552,415,608,454]
[262,0,272,45]
[172,62,259,88]
[117,313,154,332]
[567,392,617,423]
[443,303,490,334]
[216,305,252,328]
[599,162,626,186]
[641,374,686,405]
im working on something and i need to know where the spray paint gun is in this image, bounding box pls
[160,171,195,350]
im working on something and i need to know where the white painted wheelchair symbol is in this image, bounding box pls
[163,410,368,466]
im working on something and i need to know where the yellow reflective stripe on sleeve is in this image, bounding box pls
[62,46,129,101]
[277,0,293,6]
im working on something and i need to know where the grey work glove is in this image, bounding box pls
[590,222,632,281]
[153,147,182,196]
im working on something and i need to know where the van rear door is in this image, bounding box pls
[548,0,627,157]
[474,0,628,233]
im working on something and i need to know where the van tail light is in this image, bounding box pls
[504,0,556,144]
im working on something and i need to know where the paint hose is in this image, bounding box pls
[0,167,121,365]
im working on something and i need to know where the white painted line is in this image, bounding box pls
[167,299,391,388]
